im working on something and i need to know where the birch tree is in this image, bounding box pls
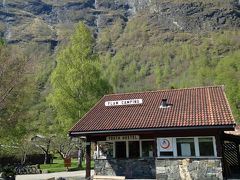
[48,22,112,132]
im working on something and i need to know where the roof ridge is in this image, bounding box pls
[104,85,224,97]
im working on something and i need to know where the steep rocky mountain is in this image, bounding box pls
[0,0,137,48]
[0,0,239,50]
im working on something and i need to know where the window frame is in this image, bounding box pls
[97,141,115,159]
[141,140,154,158]
[96,139,154,159]
[157,136,217,158]
[176,137,196,157]
[198,137,216,156]
[96,136,217,159]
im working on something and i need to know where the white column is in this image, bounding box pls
[213,136,217,157]
[96,142,99,158]
[157,138,160,157]
[194,137,200,157]
[173,138,177,157]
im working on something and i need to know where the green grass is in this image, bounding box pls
[40,158,94,173]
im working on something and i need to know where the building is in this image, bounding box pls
[69,86,236,179]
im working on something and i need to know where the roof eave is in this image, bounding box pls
[69,124,236,137]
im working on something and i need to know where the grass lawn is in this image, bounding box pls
[40,158,94,173]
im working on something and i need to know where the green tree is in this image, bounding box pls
[215,51,240,121]
[48,22,112,132]
[0,45,36,146]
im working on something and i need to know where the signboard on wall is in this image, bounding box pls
[106,135,139,141]
[159,138,173,152]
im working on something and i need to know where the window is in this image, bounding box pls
[198,137,214,156]
[129,141,140,158]
[115,141,126,158]
[97,136,216,159]
[97,138,154,159]
[142,141,154,157]
[176,138,195,156]
[157,136,216,158]
[98,142,114,159]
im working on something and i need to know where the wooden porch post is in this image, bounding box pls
[86,137,91,179]
[218,131,228,178]
[236,142,240,169]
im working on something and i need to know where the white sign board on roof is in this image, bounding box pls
[105,99,143,107]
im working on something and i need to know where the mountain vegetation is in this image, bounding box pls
[0,0,239,156]
[0,44,37,143]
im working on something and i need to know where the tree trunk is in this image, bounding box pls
[44,141,51,164]
[44,152,48,164]
[21,151,27,165]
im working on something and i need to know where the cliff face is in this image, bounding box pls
[0,0,138,45]
[150,1,240,31]
[0,0,239,49]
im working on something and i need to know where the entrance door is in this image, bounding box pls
[115,141,126,158]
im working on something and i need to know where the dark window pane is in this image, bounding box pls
[142,141,154,157]
[115,142,126,158]
[129,141,140,158]
[177,138,195,156]
[160,152,173,156]
[199,138,214,156]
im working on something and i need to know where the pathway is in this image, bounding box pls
[16,170,94,180]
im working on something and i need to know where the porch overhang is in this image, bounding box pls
[69,124,235,137]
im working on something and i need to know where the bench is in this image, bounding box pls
[93,175,125,180]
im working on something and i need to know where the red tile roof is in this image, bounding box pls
[70,86,235,134]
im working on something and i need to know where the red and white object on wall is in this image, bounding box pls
[159,138,173,152]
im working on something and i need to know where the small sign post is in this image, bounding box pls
[64,157,71,171]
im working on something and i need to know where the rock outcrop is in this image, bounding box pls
[0,0,239,49]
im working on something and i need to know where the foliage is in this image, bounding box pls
[0,41,60,157]
[48,22,112,132]
[0,138,41,166]
[97,18,125,53]
[1,165,15,180]
[0,45,38,145]
[214,51,240,121]
[98,14,240,121]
